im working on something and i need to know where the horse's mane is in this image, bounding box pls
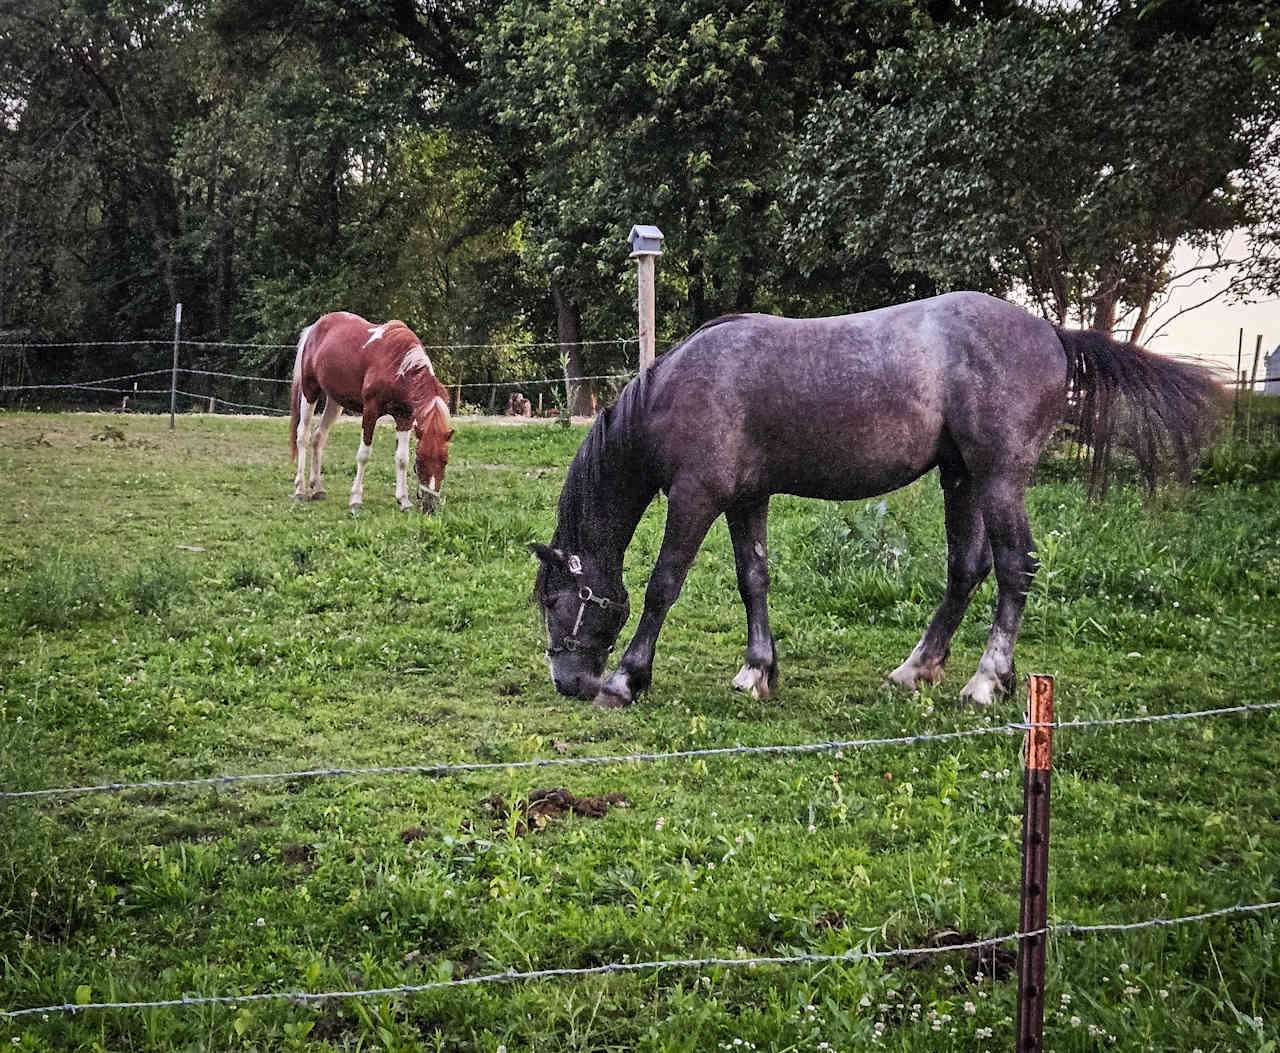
[377,321,448,419]
[552,362,663,556]
[552,318,746,554]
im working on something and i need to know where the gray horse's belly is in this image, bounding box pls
[747,399,945,500]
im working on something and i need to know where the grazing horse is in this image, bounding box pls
[532,292,1224,708]
[289,312,454,513]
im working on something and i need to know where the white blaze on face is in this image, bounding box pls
[363,323,389,347]
[396,345,434,377]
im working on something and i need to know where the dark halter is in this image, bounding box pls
[544,556,629,659]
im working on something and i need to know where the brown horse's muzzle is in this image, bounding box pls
[418,484,442,515]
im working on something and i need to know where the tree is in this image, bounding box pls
[0,0,203,347]
[784,0,1280,339]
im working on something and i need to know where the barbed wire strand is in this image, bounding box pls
[4,702,1276,803]
[0,337,637,352]
[0,377,172,393]
[4,369,639,398]
[0,385,174,397]
[172,390,286,416]
[454,372,635,390]
[0,340,163,350]
[3,901,1277,1020]
[179,368,291,385]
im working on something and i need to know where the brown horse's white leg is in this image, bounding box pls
[293,396,314,500]
[890,465,991,691]
[394,428,413,511]
[726,500,777,699]
[350,410,379,509]
[960,475,1036,705]
[308,399,342,500]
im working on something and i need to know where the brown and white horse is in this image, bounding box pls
[289,312,454,513]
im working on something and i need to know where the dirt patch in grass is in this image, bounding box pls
[481,787,628,834]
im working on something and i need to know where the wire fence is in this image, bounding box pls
[0,335,655,419]
[2,699,1277,1020]
[5,902,1277,1021]
[1,334,1275,432]
[4,701,1277,802]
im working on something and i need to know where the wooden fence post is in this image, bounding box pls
[169,302,182,430]
[1233,329,1243,438]
[1017,674,1054,1053]
[628,225,664,370]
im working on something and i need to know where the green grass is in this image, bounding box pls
[0,410,1277,1052]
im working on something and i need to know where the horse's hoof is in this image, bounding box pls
[311,490,327,502]
[592,687,630,709]
[889,655,944,691]
[960,672,1001,706]
[398,500,414,512]
[348,501,363,512]
[732,663,774,700]
[293,492,308,502]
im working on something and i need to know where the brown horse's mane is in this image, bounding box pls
[373,321,450,422]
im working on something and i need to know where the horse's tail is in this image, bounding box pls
[289,323,313,461]
[1054,326,1227,491]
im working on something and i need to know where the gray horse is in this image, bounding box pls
[533,292,1223,708]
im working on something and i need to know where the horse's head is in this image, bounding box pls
[530,544,630,700]
[412,402,454,514]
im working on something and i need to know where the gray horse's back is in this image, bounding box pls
[644,293,1067,500]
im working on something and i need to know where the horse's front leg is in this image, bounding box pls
[349,411,378,510]
[595,486,718,709]
[393,428,413,511]
[726,500,777,700]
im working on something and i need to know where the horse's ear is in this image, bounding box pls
[528,543,566,565]
[446,429,455,442]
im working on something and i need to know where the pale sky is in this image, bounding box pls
[1139,235,1280,385]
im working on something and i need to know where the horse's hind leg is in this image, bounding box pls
[961,473,1037,705]
[726,500,778,699]
[293,395,315,500]
[308,399,342,500]
[890,465,991,690]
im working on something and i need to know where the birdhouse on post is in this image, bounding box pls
[628,224,664,370]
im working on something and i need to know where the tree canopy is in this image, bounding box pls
[784,0,1280,341]
[1,0,1276,392]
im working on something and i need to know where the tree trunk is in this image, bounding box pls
[552,281,594,417]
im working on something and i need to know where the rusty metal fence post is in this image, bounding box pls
[1017,674,1054,1052]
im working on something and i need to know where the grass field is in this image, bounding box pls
[1,409,1277,1052]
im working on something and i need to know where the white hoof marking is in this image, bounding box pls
[732,664,772,700]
